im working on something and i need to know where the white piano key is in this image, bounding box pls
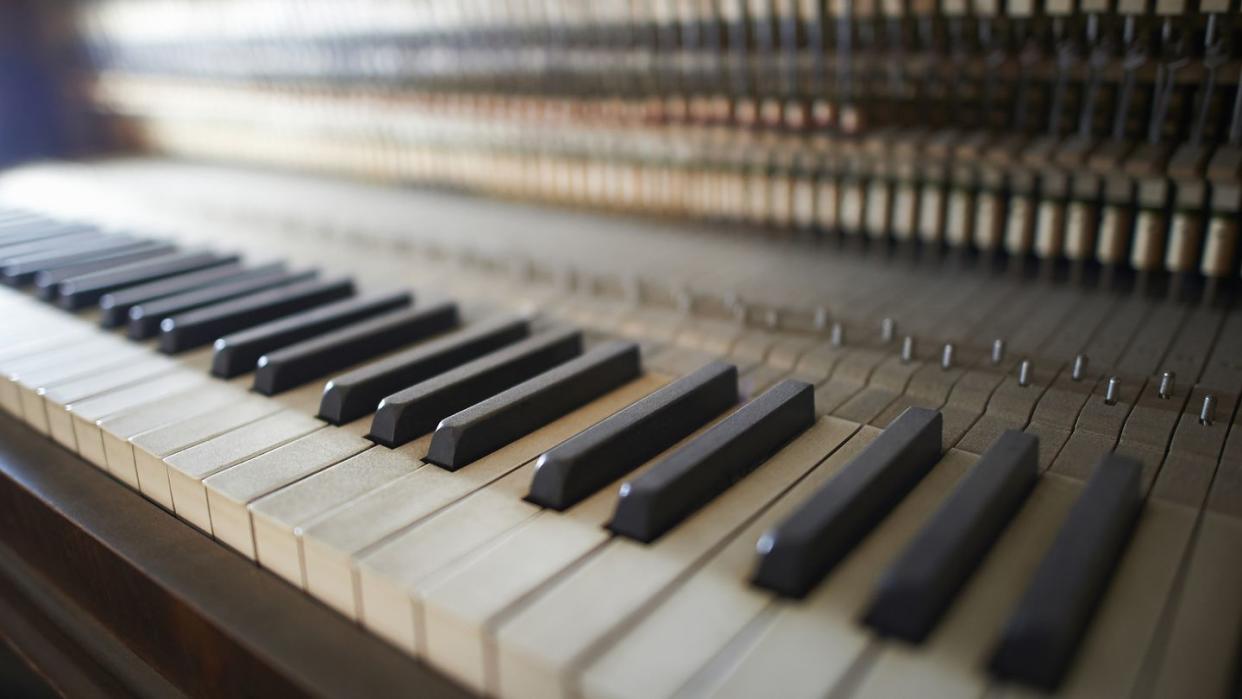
[64,370,209,468]
[358,462,542,654]
[491,417,860,699]
[131,398,285,509]
[205,427,372,558]
[100,383,248,487]
[251,442,430,587]
[578,422,874,699]
[39,356,181,445]
[301,375,668,620]
[692,448,974,699]
[164,409,324,532]
[1,337,131,415]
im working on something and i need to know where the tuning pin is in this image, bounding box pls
[764,308,780,329]
[941,343,955,370]
[831,322,845,347]
[675,288,694,314]
[1199,394,1216,426]
[900,336,915,363]
[1105,376,1120,405]
[813,306,830,332]
[991,338,1006,365]
[1018,359,1032,387]
[1071,354,1088,382]
[880,317,896,344]
[1158,371,1176,399]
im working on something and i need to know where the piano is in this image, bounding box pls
[0,1,1239,698]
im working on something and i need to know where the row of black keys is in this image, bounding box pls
[4,210,1136,691]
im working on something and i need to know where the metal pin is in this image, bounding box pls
[941,343,955,370]
[1105,376,1120,405]
[991,338,1006,365]
[1158,371,1175,399]
[1199,394,1216,425]
[830,322,845,347]
[764,308,780,329]
[900,336,915,363]
[880,318,896,343]
[1072,354,1088,382]
[813,306,830,332]
[1018,359,1032,387]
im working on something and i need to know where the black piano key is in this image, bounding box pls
[211,291,417,378]
[127,267,314,339]
[526,361,738,511]
[608,379,815,543]
[34,243,179,299]
[318,315,528,426]
[252,301,458,394]
[988,453,1142,691]
[752,406,943,598]
[2,236,145,285]
[368,327,583,448]
[158,277,355,354]
[98,261,256,328]
[55,250,240,310]
[426,340,642,471]
[0,229,102,257]
[864,430,1039,642]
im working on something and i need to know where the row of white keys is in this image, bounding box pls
[403,407,748,691]
[491,415,860,699]
[295,374,669,618]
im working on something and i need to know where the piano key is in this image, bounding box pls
[130,398,285,509]
[526,361,738,511]
[0,230,116,264]
[55,250,240,310]
[848,474,1079,699]
[2,235,146,285]
[99,261,269,328]
[609,379,815,543]
[205,429,373,558]
[252,302,458,394]
[7,342,149,424]
[697,445,974,699]
[426,340,640,471]
[989,453,1143,691]
[61,370,209,467]
[753,406,943,598]
[489,417,860,699]
[0,337,128,414]
[864,429,1039,642]
[127,265,312,339]
[300,375,667,618]
[37,356,182,444]
[317,314,529,426]
[33,243,179,298]
[578,420,870,699]
[159,277,355,353]
[210,290,416,378]
[251,445,429,586]
[164,409,324,532]
[98,382,245,488]
[359,462,544,654]
[368,327,583,448]
[0,225,99,252]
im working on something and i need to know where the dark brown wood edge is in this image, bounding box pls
[0,413,473,699]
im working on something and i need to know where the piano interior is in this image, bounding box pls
[0,0,1239,697]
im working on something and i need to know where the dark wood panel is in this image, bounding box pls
[0,412,472,699]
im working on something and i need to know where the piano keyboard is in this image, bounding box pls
[0,176,1237,699]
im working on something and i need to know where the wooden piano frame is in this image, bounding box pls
[0,412,470,698]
